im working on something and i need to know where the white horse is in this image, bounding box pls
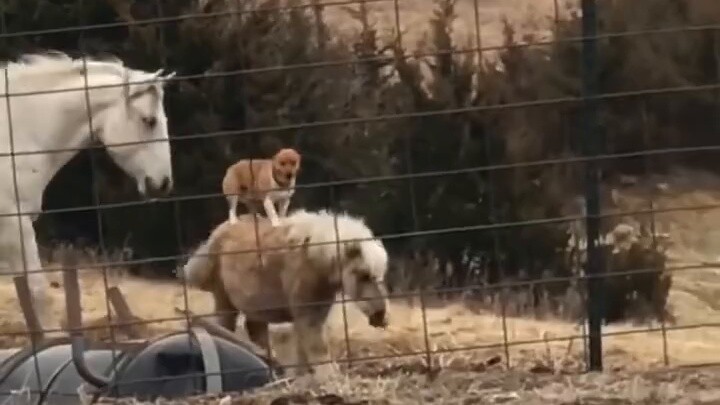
[0,51,176,330]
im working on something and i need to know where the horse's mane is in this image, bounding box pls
[282,209,388,278]
[5,51,172,100]
[1,50,127,77]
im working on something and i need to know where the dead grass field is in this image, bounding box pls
[2,169,720,402]
[311,0,576,52]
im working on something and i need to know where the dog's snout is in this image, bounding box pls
[368,309,388,328]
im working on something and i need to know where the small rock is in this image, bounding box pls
[317,394,347,405]
[491,392,520,403]
[446,357,469,371]
[486,355,503,367]
[528,363,553,374]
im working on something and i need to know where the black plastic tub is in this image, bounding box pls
[106,328,273,401]
[0,338,125,405]
[0,328,275,404]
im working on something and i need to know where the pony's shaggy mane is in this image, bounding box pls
[282,209,388,279]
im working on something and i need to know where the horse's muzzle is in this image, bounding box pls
[143,176,173,198]
[368,309,388,328]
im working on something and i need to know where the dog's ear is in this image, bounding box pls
[345,243,362,260]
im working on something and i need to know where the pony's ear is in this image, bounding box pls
[345,243,362,260]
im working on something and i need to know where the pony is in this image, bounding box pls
[178,210,390,379]
[0,51,176,330]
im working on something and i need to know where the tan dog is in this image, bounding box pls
[222,148,301,227]
[178,209,390,379]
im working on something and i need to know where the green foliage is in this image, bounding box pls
[5,0,717,321]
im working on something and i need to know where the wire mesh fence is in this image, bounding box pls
[1,0,720,402]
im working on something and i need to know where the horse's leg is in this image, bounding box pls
[6,216,53,331]
[212,288,238,331]
[291,313,337,380]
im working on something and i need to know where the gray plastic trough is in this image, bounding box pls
[0,329,275,404]
[106,328,274,401]
[0,338,126,405]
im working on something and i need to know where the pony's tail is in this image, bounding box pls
[177,228,224,290]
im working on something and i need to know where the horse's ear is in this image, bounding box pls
[150,69,176,86]
[345,243,362,260]
[154,69,177,82]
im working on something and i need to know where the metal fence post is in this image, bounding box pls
[581,0,604,372]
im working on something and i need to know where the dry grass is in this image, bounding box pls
[97,366,720,404]
[300,0,582,103]
[4,168,720,402]
[303,0,577,59]
[3,169,720,367]
[0,260,716,371]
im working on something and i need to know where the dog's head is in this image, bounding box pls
[272,148,301,185]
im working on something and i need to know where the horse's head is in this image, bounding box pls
[94,65,176,199]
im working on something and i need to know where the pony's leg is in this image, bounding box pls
[212,289,238,331]
[293,332,312,377]
[292,315,337,380]
[262,196,281,227]
[227,195,238,224]
[245,319,270,355]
